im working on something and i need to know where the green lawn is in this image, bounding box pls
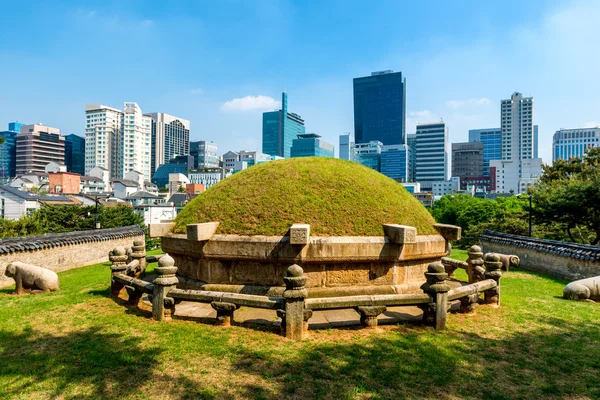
[1,249,599,399]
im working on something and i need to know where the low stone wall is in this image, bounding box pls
[0,226,145,289]
[479,230,600,281]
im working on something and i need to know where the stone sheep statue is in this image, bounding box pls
[563,276,600,302]
[496,254,520,271]
[4,262,60,295]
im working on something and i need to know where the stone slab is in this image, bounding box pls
[434,223,462,241]
[148,223,175,238]
[290,224,310,245]
[383,224,417,244]
[186,222,220,241]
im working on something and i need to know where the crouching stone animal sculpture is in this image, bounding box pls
[563,276,600,302]
[4,262,60,295]
[496,254,520,271]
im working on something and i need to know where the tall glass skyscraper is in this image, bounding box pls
[262,92,305,158]
[145,112,190,176]
[0,129,18,181]
[353,70,406,146]
[380,144,412,182]
[64,134,86,175]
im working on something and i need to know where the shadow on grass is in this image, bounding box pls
[228,317,600,399]
[0,327,162,399]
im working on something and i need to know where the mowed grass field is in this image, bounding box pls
[1,249,599,399]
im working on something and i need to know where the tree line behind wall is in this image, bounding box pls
[432,147,600,248]
[0,204,144,239]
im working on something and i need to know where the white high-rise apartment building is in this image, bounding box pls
[85,102,152,181]
[490,92,542,194]
[144,112,190,176]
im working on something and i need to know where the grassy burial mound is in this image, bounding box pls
[173,157,437,236]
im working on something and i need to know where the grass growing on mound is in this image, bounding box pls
[1,251,600,399]
[173,157,437,236]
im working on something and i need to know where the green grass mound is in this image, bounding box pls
[173,157,437,236]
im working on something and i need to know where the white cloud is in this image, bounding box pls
[189,88,204,95]
[221,95,280,112]
[445,98,492,109]
[584,121,600,128]
[406,110,441,134]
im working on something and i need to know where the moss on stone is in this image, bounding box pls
[173,157,437,236]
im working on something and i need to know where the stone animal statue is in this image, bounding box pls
[4,262,60,295]
[563,276,600,302]
[496,254,520,271]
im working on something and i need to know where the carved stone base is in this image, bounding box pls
[211,301,237,327]
[355,306,387,328]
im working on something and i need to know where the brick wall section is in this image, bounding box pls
[0,226,144,289]
[480,230,600,281]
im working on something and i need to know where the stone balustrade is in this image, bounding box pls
[109,241,503,339]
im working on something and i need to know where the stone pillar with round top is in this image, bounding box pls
[467,245,485,283]
[109,246,129,297]
[152,254,179,321]
[283,264,309,339]
[420,261,450,330]
[483,253,503,307]
[129,239,147,278]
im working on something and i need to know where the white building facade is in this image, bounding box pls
[415,122,448,182]
[85,102,152,181]
[491,92,542,194]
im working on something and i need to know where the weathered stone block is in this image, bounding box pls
[186,222,220,241]
[290,224,310,245]
[434,223,462,241]
[148,222,175,238]
[383,224,417,244]
[326,265,370,286]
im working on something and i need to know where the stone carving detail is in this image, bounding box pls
[496,253,520,271]
[4,262,60,295]
[283,264,309,339]
[563,276,600,302]
[355,306,387,328]
[483,253,503,307]
[290,224,310,245]
[467,245,485,283]
[152,254,179,321]
[109,247,129,297]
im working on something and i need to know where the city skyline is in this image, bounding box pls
[1,1,600,164]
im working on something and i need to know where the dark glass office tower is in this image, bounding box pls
[353,70,406,146]
[64,134,86,175]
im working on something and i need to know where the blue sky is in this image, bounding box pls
[1,0,599,164]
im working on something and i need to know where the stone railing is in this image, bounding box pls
[480,230,600,280]
[0,225,145,288]
[110,243,503,339]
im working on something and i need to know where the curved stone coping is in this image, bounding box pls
[447,279,496,301]
[0,225,145,254]
[169,288,284,310]
[162,233,447,263]
[480,230,600,261]
[305,293,431,310]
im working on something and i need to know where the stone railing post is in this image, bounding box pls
[420,261,450,330]
[483,253,503,307]
[282,264,308,340]
[109,247,129,297]
[467,245,485,283]
[355,306,387,329]
[129,239,147,278]
[152,254,178,321]
[211,302,238,327]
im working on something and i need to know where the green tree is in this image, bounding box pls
[532,147,600,244]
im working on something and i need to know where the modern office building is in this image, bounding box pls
[64,134,85,175]
[553,127,600,162]
[15,124,65,175]
[222,150,280,172]
[415,123,448,182]
[262,92,305,158]
[490,92,542,193]
[339,133,354,161]
[190,140,218,169]
[451,142,483,179]
[151,156,192,188]
[85,102,152,181]
[353,70,406,145]
[187,168,232,190]
[145,112,190,176]
[291,133,334,158]
[380,144,412,182]
[354,141,383,171]
[468,128,501,176]
[8,122,25,133]
[0,125,18,181]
